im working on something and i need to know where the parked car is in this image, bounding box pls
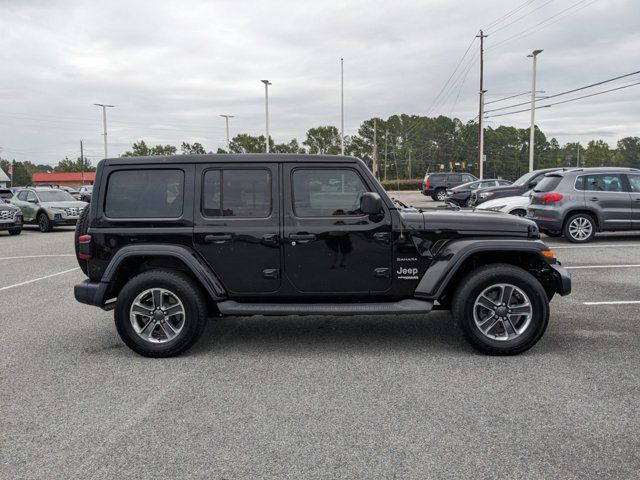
[0,188,14,200]
[471,168,567,206]
[0,198,23,235]
[445,179,512,207]
[11,188,88,232]
[59,186,82,200]
[527,167,640,242]
[421,172,477,201]
[74,154,570,357]
[78,185,93,203]
[476,191,532,217]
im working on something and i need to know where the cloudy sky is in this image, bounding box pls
[0,0,638,165]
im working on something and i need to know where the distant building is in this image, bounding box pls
[0,167,9,188]
[31,172,95,188]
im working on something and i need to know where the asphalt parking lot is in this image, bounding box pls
[2,213,639,479]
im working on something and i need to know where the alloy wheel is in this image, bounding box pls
[473,283,533,341]
[568,216,592,241]
[129,288,186,344]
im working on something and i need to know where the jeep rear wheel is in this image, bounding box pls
[452,264,549,355]
[114,269,208,357]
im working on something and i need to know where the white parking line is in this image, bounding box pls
[0,254,75,261]
[584,300,640,305]
[549,244,640,249]
[566,264,640,269]
[0,268,80,292]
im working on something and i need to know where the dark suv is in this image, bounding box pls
[528,167,640,242]
[421,172,477,201]
[471,168,567,206]
[74,154,570,357]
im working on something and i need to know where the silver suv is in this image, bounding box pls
[527,167,640,243]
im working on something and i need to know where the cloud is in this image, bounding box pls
[0,0,638,164]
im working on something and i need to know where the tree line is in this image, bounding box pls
[2,114,639,186]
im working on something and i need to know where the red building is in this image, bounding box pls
[31,172,95,188]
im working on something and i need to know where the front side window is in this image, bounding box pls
[462,174,476,182]
[292,169,368,217]
[577,174,624,192]
[105,169,184,218]
[202,169,271,218]
[26,191,37,202]
[17,191,28,201]
[448,174,461,183]
[626,174,640,192]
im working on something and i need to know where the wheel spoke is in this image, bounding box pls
[160,321,177,340]
[152,290,162,309]
[131,302,152,317]
[164,303,184,317]
[510,303,531,315]
[504,318,520,338]
[477,295,498,311]
[140,319,156,338]
[501,285,514,305]
[479,314,499,333]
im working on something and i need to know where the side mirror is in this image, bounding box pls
[361,192,383,215]
[528,181,537,189]
[28,198,37,204]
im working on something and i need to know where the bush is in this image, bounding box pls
[379,178,423,191]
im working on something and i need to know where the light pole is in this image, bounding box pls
[261,80,272,153]
[219,115,234,151]
[527,49,543,172]
[340,58,344,156]
[94,103,114,159]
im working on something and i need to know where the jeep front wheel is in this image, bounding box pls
[452,264,549,355]
[114,269,208,357]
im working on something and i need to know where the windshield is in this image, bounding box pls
[513,172,533,186]
[37,190,76,202]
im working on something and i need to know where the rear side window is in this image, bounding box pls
[448,174,461,183]
[105,169,184,218]
[202,169,271,218]
[292,168,368,217]
[534,176,563,192]
[426,173,443,181]
[576,174,624,192]
[628,174,640,192]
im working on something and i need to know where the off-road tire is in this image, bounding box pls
[74,206,91,275]
[37,212,52,232]
[452,263,549,355]
[114,269,208,358]
[435,188,447,202]
[563,213,596,243]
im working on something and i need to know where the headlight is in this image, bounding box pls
[50,207,66,212]
[446,190,453,195]
[480,192,494,199]
[487,205,507,212]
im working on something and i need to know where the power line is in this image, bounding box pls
[485,81,640,118]
[483,0,537,31]
[485,69,640,114]
[487,0,555,35]
[485,91,534,105]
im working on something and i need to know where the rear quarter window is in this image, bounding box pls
[534,176,563,192]
[105,169,184,218]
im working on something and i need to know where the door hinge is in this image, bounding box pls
[374,267,390,278]
[263,268,280,279]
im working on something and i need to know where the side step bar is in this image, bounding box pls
[217,299,433,316]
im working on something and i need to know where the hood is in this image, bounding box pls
[0,201,19,211]
[41,201,88,209]
[402,209,538,237]
[476,184,521,196]
[477,195,529,210]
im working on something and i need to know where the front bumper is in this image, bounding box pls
[550,264,571,296]
[74,280,111,309]
[0,220,23,230]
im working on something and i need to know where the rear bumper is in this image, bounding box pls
[421,188,434,196]
[74,279,111,309]
[550,264,571,296]
[527,208,563,231]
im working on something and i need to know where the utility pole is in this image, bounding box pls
[93,103,114,159]
[261,80,272,153]
[576,143,580,167]
[80,140,85,185]
[340,58,345,156]
[476,30,487,180]
[528,49,543,172]
[384,130,388,182]
[219,115,234,151]
[372,119,378,178]
[408,148,412,179]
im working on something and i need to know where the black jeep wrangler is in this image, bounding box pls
[74,154,571,357]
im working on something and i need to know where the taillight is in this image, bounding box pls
[78,234,92,260]
[424,181,431,189]
[539,193,563,203]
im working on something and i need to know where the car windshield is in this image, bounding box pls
[37,190,75,202]
[512,172,533,186]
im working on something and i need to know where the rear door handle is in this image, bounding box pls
[289,233,316,243]
[204,233,232,243]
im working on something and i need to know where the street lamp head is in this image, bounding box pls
[93,103,115,108]
[219,114,235,118]
[260,80,272,85]
[528,49,543,57]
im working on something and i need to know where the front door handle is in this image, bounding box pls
[590,197,599,202]
[289,233,316,243]
[204,233,232,244]
[262,233,279,245]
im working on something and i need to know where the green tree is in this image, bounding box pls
[181,142,207,155]
[617,137,640,168]
[122,140,177,157]
[583,140,611,167]
[273,139,304,154]
[228,134,272,153]
[303,126,341,154]
[54,156,94,173]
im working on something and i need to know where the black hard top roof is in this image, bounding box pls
[104,153,362,166]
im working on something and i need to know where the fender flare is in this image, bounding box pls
[102,244,226,300]
[414,238,550,300]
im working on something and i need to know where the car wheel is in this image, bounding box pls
[37,213,53,232]
[435,189,447,202]
[8,228,22,235]
[510,209,526,217]
[465,197,474,207]
[74,206,91,275]
[542,229,562,238]
[563,213,595,243]
[452,264,549,355]
[114,269,208,358]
